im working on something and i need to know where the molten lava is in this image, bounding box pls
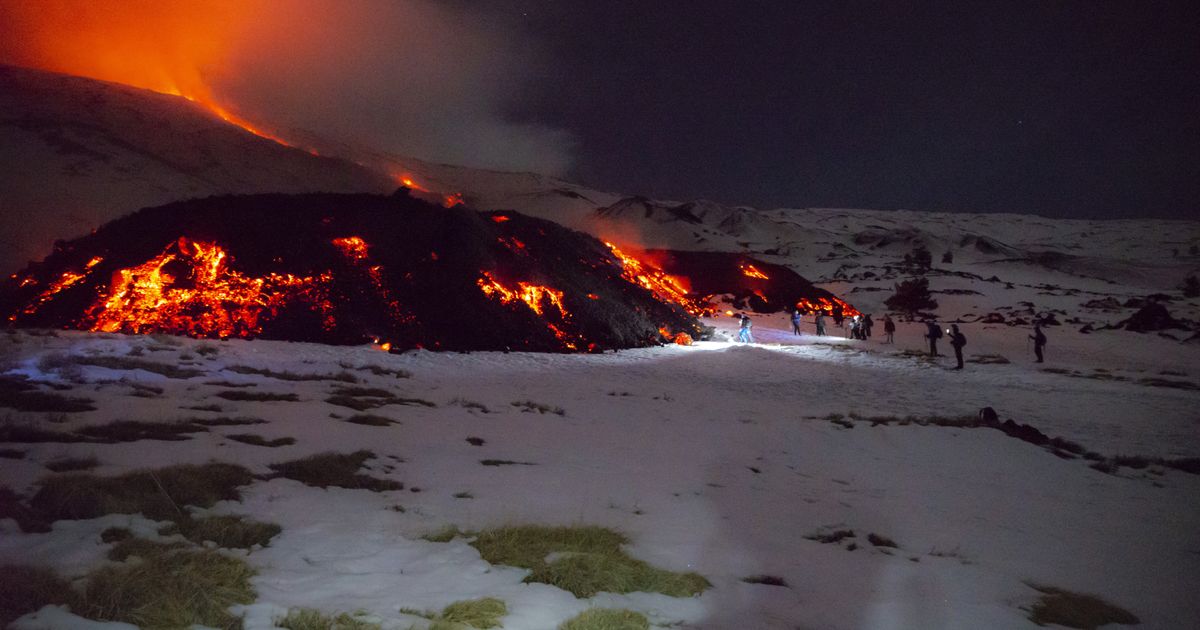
[86,237,334,337]
[332,236,369,262]
[477,272,567,318]
[795,297,860,317]
[740,263,769,279]
[604,242,712,315]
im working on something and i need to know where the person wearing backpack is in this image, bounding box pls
[1030,324,1047,363]
[815,312,826,336]
[790,310,803,336]
[949,324,966,369]
[925,321,942,356]
[738,313,754,343]
[882,314,896,344]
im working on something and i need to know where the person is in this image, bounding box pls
[832,305,844,328]
[924,321,942,356]
[815,312,826,336]
[863,314,874,339]
[1030,324,1047,363]
[949,324,966,369]
[849,315,861,339]
[738,313,754,343]
[790,310,803,336]
[882,314,896,344]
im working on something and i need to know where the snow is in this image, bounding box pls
[3,319,1198,629]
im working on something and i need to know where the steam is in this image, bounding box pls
[0,0,574,175]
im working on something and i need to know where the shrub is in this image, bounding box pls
[511,400,565,416]
[344,414,394,427]
[884,278,938,315]
[469,525,709,598]
[559,608,649,630]
[0,377,95,412]
[227,365,357,383]
[77,420,208,442]
[742,575,788,587]
[867,533,898,548]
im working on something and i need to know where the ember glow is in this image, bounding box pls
[86,237,334,337]
[443,193,465,208]
[332,236,369,262]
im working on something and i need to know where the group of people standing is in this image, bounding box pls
[746,310,1049,367]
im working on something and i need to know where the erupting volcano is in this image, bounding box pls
[1,192,856,352]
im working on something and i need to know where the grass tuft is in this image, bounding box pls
[161,515,281,549]
[1026,583,1139,629]
[217,390,299,402]
[107,537,186,562]
[437,597,507,629]
[276,608,382,630]
[0,377,95,412]
[511,400,565,415]
[82,546,255,629]
[269,451,402,491]
[226,433,296,447]
[191,416,267,427]
[344,414,395,427]
[77,419,208,442]
[469,525,709,598]
[0,565,78,628]
[72,356,204,379]
[227,365,358,383]
[867,533,899,548]
[31,462,255,522]
[45,455,100,472]
[421,525,465,543]
[742,575,789,587]
[558,608,650,630]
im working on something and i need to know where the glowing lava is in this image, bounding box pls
[477,271,567,318]
[86,237,334,337]
[604,242,712,315]
[739,263,769,279]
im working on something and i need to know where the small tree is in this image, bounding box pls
[903,245,933,273]
[885,277,938,316]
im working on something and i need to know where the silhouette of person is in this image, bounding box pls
[949,324,966,369]
[925,321,941,356]
[1030,324,1047,363]
[883,314,896,344]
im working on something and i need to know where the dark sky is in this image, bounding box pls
[488,1,1200,220]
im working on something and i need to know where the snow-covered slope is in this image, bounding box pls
[0,65,394,274]
[1,323,1197,629]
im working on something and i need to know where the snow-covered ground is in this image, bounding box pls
[2,316,1197,629]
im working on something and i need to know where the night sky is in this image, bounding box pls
[495,1,1199,219]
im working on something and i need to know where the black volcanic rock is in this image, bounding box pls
[1,192,707,352]
[1118,303,1186,333]
[643,250,854,314]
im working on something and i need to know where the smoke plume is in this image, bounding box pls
[0,0,574,175]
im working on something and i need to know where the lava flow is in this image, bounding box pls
[604,242,713,315]
[86,237,334,338]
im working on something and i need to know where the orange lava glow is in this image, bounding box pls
[604,242,711,315]
[443,193,465,208]
[86,237,334,337]
[332,236,369,262]
[491,215,511,223]
[795,297,860,317]
[477,271,567,318]
[739,263,769,280]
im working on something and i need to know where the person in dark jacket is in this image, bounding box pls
[882,314,896,344]
[790,310,803,336]
[815,312,826,336]
[1030,324,1047,363]
[925,321,942,356]
[949,324,966,369]
[832,305,844,328]
[863,314,874,339]
[738,314,754,343]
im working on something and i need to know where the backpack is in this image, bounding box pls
[932,326,943,339]
[953,332,966,347]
